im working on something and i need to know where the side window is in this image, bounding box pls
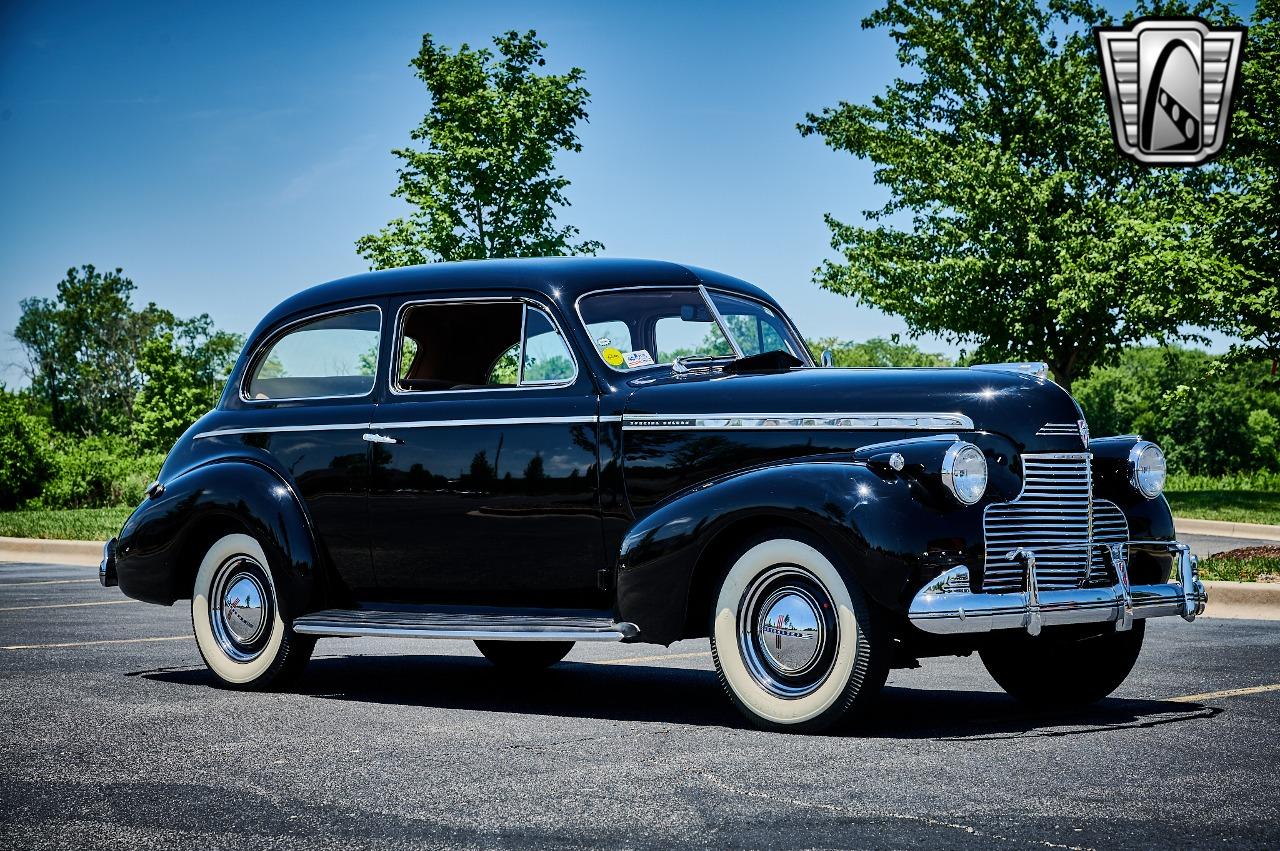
[520,308,575,384]
[395,300,576,392]
[707,292,799,358]
[246,307,380,401]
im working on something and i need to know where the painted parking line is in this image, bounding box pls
[0,635,188,651]
[595,650,712,666]
[0,579,99,587]
[1169,683,1280,703]
[0,599,136,612]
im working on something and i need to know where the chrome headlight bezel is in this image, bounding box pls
[1129,441,1167,499]
[941,441,988,505]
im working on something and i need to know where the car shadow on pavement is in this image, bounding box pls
[139,651,1220,738]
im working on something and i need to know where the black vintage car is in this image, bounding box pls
[101,258,1206,732]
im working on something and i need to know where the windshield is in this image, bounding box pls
[577,288,807,372]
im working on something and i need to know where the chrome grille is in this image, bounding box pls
[983,453,1127,592]
[1089,499,1129,578]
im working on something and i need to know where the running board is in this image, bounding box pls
[292,608,640,642]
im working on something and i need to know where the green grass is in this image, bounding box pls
[0,507,132,541]
[1197,555,1280,583]
[1165,472,1280,526]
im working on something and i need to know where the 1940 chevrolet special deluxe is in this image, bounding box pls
[100,258,1206,732]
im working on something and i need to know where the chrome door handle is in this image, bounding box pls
[362,432,400,444]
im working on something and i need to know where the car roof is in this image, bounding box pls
[253,258,779,336]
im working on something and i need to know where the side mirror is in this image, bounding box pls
[821,350,834,368]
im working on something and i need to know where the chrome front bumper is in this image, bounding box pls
[908,542,1207,635]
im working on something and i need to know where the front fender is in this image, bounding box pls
[115,459,323,617]
[615,460,985,645]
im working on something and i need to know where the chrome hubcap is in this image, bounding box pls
[222,575,267,644]
[209,556,273,662]
[737,565,838,699]
[757,589,823,674]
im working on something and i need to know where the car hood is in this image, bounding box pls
[621,366,1086,452]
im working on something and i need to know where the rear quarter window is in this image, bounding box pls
[246,307,381,401]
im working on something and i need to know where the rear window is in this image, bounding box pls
[246,307,381,401]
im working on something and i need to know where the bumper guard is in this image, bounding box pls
[908,541,1206,635]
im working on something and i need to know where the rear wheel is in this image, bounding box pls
[191,533,314,689]
[475,640,574,670]
[980,621,1146,708]
[709,533,888,733]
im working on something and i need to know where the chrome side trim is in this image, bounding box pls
[194,422,370,439]
[195,414,607,439]
[621,412,974,431]
[239,303,383,404]
[374,415,600,430]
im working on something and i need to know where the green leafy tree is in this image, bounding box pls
[807,336,951,368]
[14,265,241,442]
[132,319,241,452]
[357,30,602,267]
[1198,0,1280,376]
[1074,346,1280,474]
[798,0,1239,390]
[14,265,171,434]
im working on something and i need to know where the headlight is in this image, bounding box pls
[941,442,988,505]
[1130,441,1167,498]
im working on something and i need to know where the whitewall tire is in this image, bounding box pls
[710,533,887,733]
[191,533,313,689]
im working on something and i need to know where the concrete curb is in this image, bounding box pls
[0,536,103,567]
[1202,580,1280,621]
[1174,517,1280,542]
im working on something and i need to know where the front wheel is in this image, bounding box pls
[980,621,1146,708]
[191,533,314,689]
[710,533,888,734]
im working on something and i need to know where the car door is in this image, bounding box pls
[367,294,605,608]
[237,303,381,597]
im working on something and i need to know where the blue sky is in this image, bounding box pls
[0,1,1241,387]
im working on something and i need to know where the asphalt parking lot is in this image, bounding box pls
[2,560,1278,850]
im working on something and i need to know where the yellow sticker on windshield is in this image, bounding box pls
[602,347,625,367]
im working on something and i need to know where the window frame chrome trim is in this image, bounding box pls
[387,295,580,396]
[239,303,383,405]
[699,284,745,359]
[704,287,811,363]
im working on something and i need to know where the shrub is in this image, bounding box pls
[1074,347,1280,475]
[0,391,56,509]
[35,435,165,509]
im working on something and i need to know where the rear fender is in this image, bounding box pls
[115,460,323,618]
